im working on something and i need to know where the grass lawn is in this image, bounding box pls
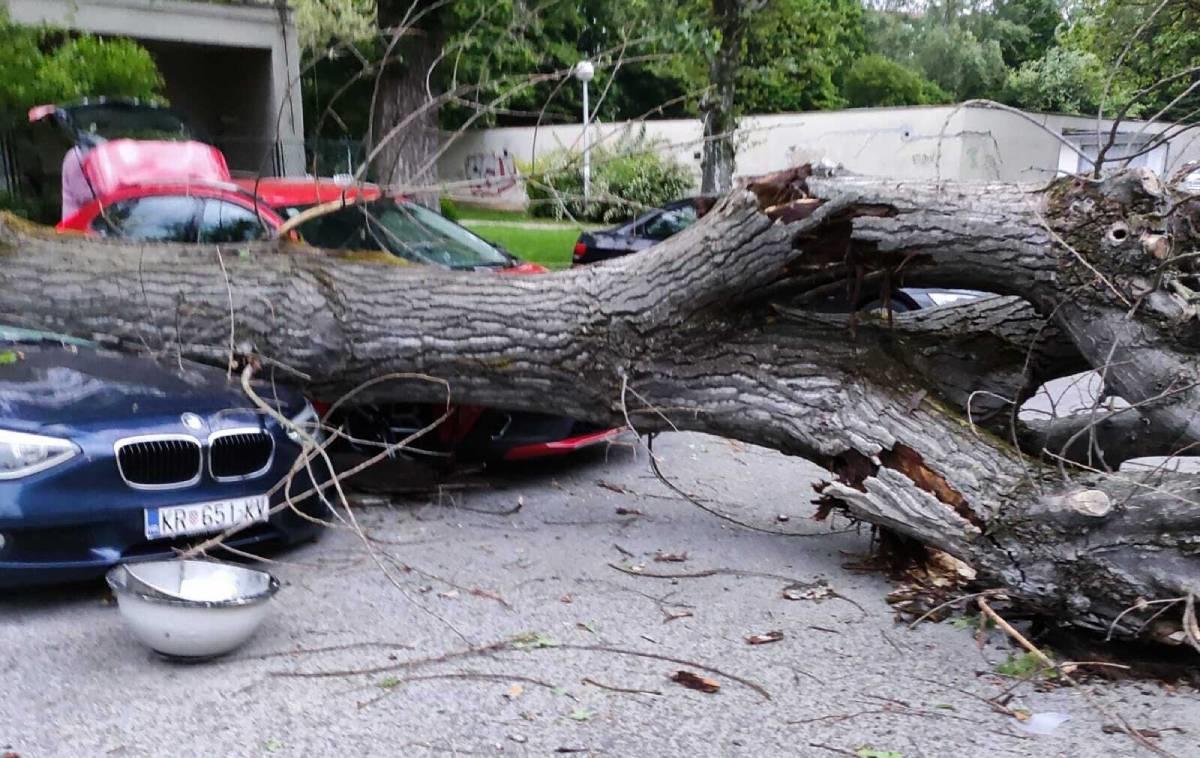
[467,223,581,269]
[449,205,532,223]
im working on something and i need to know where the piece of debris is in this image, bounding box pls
[469,587,510,607]
[505,684,524,700]
[507,734,528,744]
[346,494,392,508]
[670,670,720,693]
[437,589,459,600]
[1015,711,1071,735]
[745,630,785,645]
[613,543,634,557]
[597,480,628,494]
[654,551,688,563]
[616,507,643,516]
[1101,724,1180,738]
[662,609,693,624]
[782,580,834,601]
[560,594,574,604]
[777,514,790,523]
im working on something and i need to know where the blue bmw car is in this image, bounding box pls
[0,325,330,588]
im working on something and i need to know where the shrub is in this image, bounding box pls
[1002,48,1110,116]
[525,135,694,223]
[843,54,949,108]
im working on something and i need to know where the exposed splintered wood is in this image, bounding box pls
[2,164,1200,645]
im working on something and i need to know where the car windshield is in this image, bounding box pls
[65,103,190,142]
[293,199,511,269]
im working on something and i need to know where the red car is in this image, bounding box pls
[59,141,623,462]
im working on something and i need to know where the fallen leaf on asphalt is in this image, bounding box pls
[654,551,688,562]
[560,594,574,603]
[745,630,784,645]
[505,684,524,699]
[856,748,903,758]
[512,632,559,649]
[782,580,833,601]
[568,707,595,722]
[616,507,643,516]
[597,480,628,494]
[469,587,510,607]
[669,670,720,693]
[437,589,460,599]
[662,609,693,623]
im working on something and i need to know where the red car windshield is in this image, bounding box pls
[287,199,511,269]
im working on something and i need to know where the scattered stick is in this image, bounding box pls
[977,598,1176,758]
[608,563,869,618]
[559,644,769,701]
[582,677,662,696]
[358,671,560,709]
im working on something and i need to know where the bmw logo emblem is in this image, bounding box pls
[181,412,205,431]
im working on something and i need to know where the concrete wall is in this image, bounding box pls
[438,105,1200,207]
[6,0,305,175]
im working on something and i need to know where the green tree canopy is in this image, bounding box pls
[1061,0,1200,119]
[1001,46,1107,114]
[0,13,163,120]
[843,54,949,108]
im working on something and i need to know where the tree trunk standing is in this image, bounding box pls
[3,165,1200,645]
[371,0,445,206]
[699,0,748,194]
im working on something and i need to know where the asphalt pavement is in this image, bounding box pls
[2,432,1196,757]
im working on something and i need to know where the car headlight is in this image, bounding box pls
[286,401,323,444]
[0,429,80,479]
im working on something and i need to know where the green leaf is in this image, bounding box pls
[568,707,595,722]
[995,651,1056,680]
[511,631,560,650]
[856,749,903,758]
[378,676,402,689]
[0,350,18,365]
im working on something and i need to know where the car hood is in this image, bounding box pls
[0,344,304,432]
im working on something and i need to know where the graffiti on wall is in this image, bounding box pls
[463,148,519,196]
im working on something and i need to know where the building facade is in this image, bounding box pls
[6,0,306,177]
[439,104,1200,209]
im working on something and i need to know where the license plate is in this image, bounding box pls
[144,494,269,540]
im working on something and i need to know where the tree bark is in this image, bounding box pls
[699,0,747,194]
[371,0,444,205]
[3,164,1200,645]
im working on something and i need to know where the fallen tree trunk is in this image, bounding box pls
[2,165,1199,645]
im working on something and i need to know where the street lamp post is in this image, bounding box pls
[574,60,595,204]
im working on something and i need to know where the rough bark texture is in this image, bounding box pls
[3,164,1200,645]
[699,0,747,194]
[371,0,443,205]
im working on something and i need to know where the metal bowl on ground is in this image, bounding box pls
[106,559,280,660]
